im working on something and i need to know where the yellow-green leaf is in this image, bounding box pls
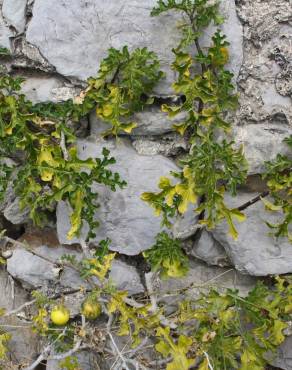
[262,198,282,212]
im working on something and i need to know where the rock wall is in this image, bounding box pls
[0,0,292,368]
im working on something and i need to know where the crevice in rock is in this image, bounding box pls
[0,214,25,240]
[114,253,150,290]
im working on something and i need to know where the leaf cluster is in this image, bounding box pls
[143,4,248,240]
[143,232,189,278]
[262,136,292,241]
[74,46,163,136]
[177,276,292,369]
[0,74,126,241]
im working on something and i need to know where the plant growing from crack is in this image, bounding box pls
[142,0,248,240]
[262,136,292,241]
[0,46,163,241]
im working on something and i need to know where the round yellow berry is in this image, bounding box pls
[81,298,102,320]
[50,305,70,326]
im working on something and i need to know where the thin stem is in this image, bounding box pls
[237,191,269,211]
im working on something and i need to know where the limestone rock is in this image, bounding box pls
[6,247,61,289]
[57,138,182,255]
[26,0,180,94]
[47,351,108,370]
[26,0,242,94]
[132,135,188,157]
[234,123,292,174]
[20,75,79,103]
[158,259,258,304]
[0,268,39,365]
[272,335,292,370]
[6,244,144,294]
[89,107,183,137]
[172,207,200,240]
[210,191,292,276]
[191,230,230,267]
[236,0,292,128]
[2,0,27,33]
[109,260,144,294]
[0,11,12,50]
[3,197,30,225]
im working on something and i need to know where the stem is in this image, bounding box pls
[237,191,269,211]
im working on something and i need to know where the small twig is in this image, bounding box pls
[60,131,69,161]
[3,298,36,317]
[23,345,50,370]
[203,351,214,370]
[237,191,269,211]
[80,239,92,259]
[23,328,67,370]
[108,331,131,370]
[145,272,158,312]
[48,340,85,361]
[4,288,88,318]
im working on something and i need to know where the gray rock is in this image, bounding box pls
[47,351,108,370]
[132,134,188,157]
[172,207,200,240]
[6,247,61,289]
[271,335,292,370]
[90,107,184,137]
[3,196,30,225]
[61,258,144,295]
[2,0,27,33]
[0,268,40,365]
[20,75,79,103]
[191,230,230,267]
[234,123,292,174]
[236,0,292,128]
[0,11,12,50]
[158,259,257,303]
[131,108,186,136]
[7,244,144,294]
[210,191,292,276]
[57,138,180,255]
[27,0,242,94]
[26,0,180,94]
[109,260,144,295]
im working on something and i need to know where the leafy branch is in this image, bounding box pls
[142,0,248,240]
[262,136,292,241]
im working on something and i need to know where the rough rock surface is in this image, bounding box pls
[26,0,242,94]
[236,0,292,129]
[0,8,12,50]
[0,268,40,365]
[47,351,108,370]
[159,259,258,303]
[7,245,144,293]
[210,192,292,276]
[57,138,181,254]
[191,230,230,267]
[132,134,188,157]
[2,0,27,33]
[89,108,184,137]
[234,123,292,174]
[20,74,79,103]
[3,197,30,225]
[272,335,292,370]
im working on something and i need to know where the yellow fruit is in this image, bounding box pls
[50,305,70,326]
[81,298,102,320]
